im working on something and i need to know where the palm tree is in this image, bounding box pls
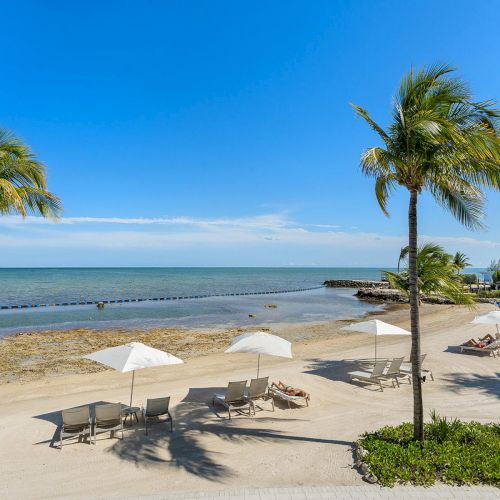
[0,128,61,217]
[385,243,474,305]
[352,64,500,440]
[452,251,471,273]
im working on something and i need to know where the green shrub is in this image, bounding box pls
[461,273,477,285]
[357,415,500,487]
[477,290,500,298]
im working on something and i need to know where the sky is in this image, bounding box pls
[0,0,499,267]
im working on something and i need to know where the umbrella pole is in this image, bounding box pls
[375,335,377,362]
[257,354,260,379]
[129,370,135,408]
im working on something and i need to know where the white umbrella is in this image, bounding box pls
[225,331,292,378]
[84,342,184,407]
[341,319,411,360]
[471,310,500,334]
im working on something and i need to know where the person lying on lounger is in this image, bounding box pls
[463,334,498,348]
[271,381,310,400]
[479,334,497,343]
[462,338,487,348]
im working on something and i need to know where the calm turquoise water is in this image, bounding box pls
[0,267,484,336]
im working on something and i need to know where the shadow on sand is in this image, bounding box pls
[303,358,391,391]
[441,372,500,400]
[107,387,352,481]
[33,400,126,447]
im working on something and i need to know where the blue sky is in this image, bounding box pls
[0,0,499,267]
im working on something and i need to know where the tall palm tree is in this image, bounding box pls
[452,251,471,273]
[352,64,500,440]
[0,129,61,217]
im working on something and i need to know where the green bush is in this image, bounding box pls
[477,290,500,298]
[461,273,477,285]
[357,414,500,487]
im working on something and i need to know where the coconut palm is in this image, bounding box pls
[452,251,471,273]
[352,64,500,440]
[0,128,61,217]
[385,244,474,305]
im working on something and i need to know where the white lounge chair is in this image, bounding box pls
[143,397,173,434]
[400,354,434,381]
[459,340,500,358]
[384,357,410,387]
[93,402,123,443]
[268,386,309,408]
[59,405,92,449]
[213,381,253,420]
[245,377,274,414]
[348,360,393,391]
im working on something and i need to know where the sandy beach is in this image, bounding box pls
[1,303,499,499]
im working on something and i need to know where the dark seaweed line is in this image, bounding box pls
[0,285,325,310]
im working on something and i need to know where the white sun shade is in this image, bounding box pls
[341,319,411,336]
[225,331,292,358]
[84,341,184,373]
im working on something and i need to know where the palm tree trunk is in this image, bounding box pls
[408,189,424,441]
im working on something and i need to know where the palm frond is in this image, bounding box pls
[0,127,61,218]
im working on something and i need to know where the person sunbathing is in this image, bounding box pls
[462,338,486,348]
[271,381,310,400]
[479,334,496,344]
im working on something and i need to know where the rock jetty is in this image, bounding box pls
[323,279,389,289]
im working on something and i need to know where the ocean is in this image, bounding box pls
[0,267,484,336]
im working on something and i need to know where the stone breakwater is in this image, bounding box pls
[355,288,456,304]
[323,279,390,289]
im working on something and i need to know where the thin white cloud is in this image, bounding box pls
[0,213,498,266]
[0,214,295,230]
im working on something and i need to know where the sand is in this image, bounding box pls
[0,303,499,499]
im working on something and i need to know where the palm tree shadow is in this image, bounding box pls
[303,358,370,383]
[108,386,352,482]
[304,358,397,392]
[441,372,500,400]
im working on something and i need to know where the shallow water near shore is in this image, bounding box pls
[0,287,383,336]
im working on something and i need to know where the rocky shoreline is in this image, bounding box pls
[325,279,499,305]
[323,279,389,289]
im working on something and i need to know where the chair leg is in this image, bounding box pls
[168,411,173,432]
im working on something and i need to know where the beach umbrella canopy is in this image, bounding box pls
[471,311,500,334]
[341,319,410,360]
[84,342,184,407]
[225,331,292,378]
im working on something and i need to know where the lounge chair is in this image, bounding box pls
[93,403,123,443]
[212,380,253,420]
[459,340,500,358]
[143,397,173,435]
[384,357,410,387]
[348,360,393,391]
[60,405,92,449]
[245,377,274,414]
[399,354,434,381]
[268,386,309,408]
